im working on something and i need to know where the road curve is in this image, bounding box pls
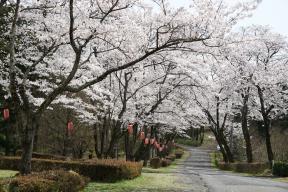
[177,146,288,192]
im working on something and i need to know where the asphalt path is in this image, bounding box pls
[176,146,288,192]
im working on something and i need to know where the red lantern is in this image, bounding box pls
[150,138,155,145]
[67,121,74,135]
[127,123,133,135]
[3,108,9,120]
[158,143,161,149]
[139,131,145,140]
[144,138,149,145]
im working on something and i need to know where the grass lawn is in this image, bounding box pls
[0,170,18,179]
[84,151,191,192]
[273,177,288,183]
[84,172,186,192]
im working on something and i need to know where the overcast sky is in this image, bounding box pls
[169,0,288,37]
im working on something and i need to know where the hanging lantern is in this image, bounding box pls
[144,138,149,145]
[159,147,163,152]
[67,121,74,135]
[127,123,133,135]
[3,108,9,120]
[156,143,160,149]
[139,131,145,140]
[150,138,155,145]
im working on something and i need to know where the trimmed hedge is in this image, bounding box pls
[166,155,176,162]
[161,159,172,167]
[273,162,288,177]
[150,158,162,169]
[9,177,56,192]
[175,149,184,159]
[8,170,88,192]
[0,157,142,182]
[218,162,269,174]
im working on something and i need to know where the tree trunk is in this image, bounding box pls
[4,121,11,156]
[20,115,37,174]
[93,124,101,159]
[33,121,40,152]
[212,129,228,163]
[263,118,273,168]
[257,85,274,167]
[217,129,234,163]
[105,120,122,158]
[241,94,253,163]
[143,145,150,167]
[220,135,234,163]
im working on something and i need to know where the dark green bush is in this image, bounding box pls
[0,157,142,182]
[161,159,172,167]
[8,170,88,192]
[175,149,184,159]
[150,157,162,169]
[273,162,288,177]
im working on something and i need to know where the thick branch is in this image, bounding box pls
[65,37,206,93]
[8,0,21,106]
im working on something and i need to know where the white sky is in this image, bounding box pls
[169,0,288,37]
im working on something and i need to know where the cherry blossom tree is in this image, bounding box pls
[1,0,259,174]
[198,25,288,164]
[227,26,288,166]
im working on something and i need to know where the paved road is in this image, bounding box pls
[176,146,288,192]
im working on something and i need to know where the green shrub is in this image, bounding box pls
[218,162,269,174]
[150,158,162,169]
[175,149,184,159]
[0,157,142,182]
[161,159,172,167]
[8,170,88,192]
[273,162,288,177]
